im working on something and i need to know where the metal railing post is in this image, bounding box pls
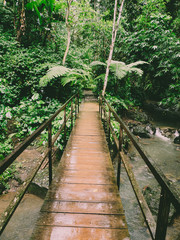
[100,97,103,120]
[64,107,66,145]
[77,93,80,113]
[117,125,123,190]
[48,123,52,185]
[103,103,106,122]
[75,98,77,119]
[155,188,171,240]
[71,100,73,128]
[99,97,101,114]
[108,109,111,146]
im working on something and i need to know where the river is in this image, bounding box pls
[119,122,180,240]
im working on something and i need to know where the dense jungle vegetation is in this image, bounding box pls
[0,0,179,186]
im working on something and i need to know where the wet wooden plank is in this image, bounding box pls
[31,227,129,240]
[41,200,124,214]
[31,102,130,240]
[35,212,127,228]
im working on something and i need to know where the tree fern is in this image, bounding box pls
[110,60,148,78]
[39,65,91,87]
[110,61,129,79]
[90,60,148,80]
[39,66,70,87]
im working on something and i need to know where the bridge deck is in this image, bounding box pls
[31,102,130,240]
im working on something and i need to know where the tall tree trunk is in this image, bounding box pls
[102,0,125,96]
[17,0,26,43]
[62,0,73,66]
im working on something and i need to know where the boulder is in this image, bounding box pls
[126,110,149,123]
[132,125,151,138]
[174,136,180,144]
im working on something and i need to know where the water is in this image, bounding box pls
[140,130,180,189]
[0,193,43,240]
[119,127,180,240]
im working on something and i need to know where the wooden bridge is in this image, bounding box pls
[31,101,129,239]
[0,92,179,240]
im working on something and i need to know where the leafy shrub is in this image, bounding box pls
[118,13,180,100]
[0,166,16,193]
[105,93,133,112]
[13,93,61,138]
[160,83,180,111]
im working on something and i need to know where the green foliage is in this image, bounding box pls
[13,93,61,138]
[25,0,65,45]
[0,31,65,103]
[0,92,62,159]
[0,3,14,32]
[0,166,16,193]
[105,93,133,112]
[40,64,92,88]
[91,60,147,80]
[118,7,180,102]
[26,0,60,27]
[0,138,13,162]
[110,60,147,79]
[40,66,70,86]
[90,61,106,67]
[160,83,180,111]
[91,60,147,106]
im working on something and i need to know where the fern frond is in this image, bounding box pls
[61,69,88,86]
[61,76,77,86]
[68,72,84,79]
[94,73,106,81]
[110,61,129,79]
[111,60,126,66]
[39,66,70,87]
[90,61,106,67]
[128,67,143,76]
[127,61,148,68]
[110,60,147,79]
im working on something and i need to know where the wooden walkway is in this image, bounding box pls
[31,102,130,240]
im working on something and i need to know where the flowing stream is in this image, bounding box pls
[0,193,43,240]
[119,124,180,240]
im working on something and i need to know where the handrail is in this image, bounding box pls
[99,95,180,240]
[0,93,80,235]
[0,94,77,174]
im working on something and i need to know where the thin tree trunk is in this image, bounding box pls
[102,0,125,96]
[62,0,73,66]
[63,28,71,65]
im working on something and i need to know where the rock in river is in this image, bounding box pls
[174,136,180,144]
[132,125,151,138]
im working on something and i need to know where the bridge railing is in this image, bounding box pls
[99,95,180,240]
[0,93,79,235]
